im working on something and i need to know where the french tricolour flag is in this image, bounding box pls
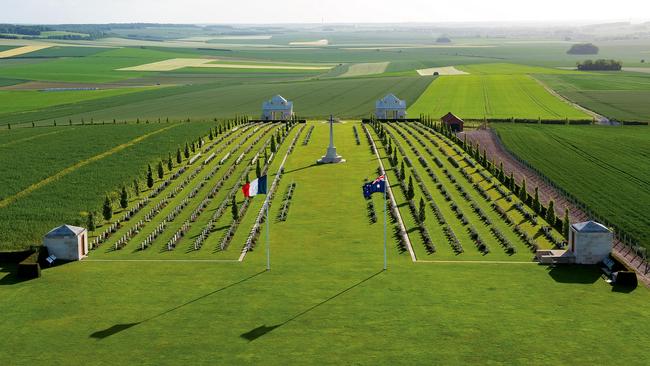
[242,175,268,198]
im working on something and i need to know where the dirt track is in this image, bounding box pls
[462,128,649,285]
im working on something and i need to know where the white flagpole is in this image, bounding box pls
[266,201,270,271]
[384,172,388,271]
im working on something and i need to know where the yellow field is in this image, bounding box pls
[118,58,333,71]
[340,62,390,77]
[289,39,329,46]
[416,66,469,76]
[0,45,51,58]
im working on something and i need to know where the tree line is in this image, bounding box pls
[577,59,622,71]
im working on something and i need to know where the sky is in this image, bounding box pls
[2,0,649,24]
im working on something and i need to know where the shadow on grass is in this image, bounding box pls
[240,270,383,342]
[0,263,22,286]
[283,163,319,175]
[547,265,601,284]
[90,270,266,340]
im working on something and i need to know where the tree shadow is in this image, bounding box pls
[90,270,266,340]
[547,265,601,284]
[240,270,383,342]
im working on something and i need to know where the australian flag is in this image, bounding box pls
[363,175,386,199]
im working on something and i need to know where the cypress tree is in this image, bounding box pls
[519,178,527,202]
[256,159,261,178]
[133,179,140,197]
[231,196,239,221]
[167,153,173,171]
[482,149,487,166]
[407,176,414,200]
[120,186,129,209]
[400,161,405,180]
[546,200,556,226]
[509,172,515,190]
[87,211,96,232]
[533,187,540,213]
[563,208,570,239]
[102,196,113,221]
[146,164,154,189]
[191,141,196,153]
[419,197,426,223]
[184,143,190,158]
[498,162,504,182]
[392,150,397,166]
[176,148,182,164]
[265,150,268,163]
[270,138,276,153]
[208,129,214,140]
[157,161,164,179]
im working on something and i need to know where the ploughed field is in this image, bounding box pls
[0,121,648,365]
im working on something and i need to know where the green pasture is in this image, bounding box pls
[409,75,590,120]
[494,124,650,249]
[0,121,648,365]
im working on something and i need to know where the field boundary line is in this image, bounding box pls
[0,124,178,209]
[363,123,416,262]
[531,76,608,123]
[84,259,239,262]
[417,260,536,264]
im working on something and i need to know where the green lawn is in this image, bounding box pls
[494,124,650,249]
[408,75,590,120]
[0,121,648,365]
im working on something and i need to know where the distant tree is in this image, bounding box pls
[567,43,599,55]
[418,197,426,223]
[176,148,182,164]
[407,176,414,200]
[231,196,239,221]
[576,59,622,71]
[133,179,140,197]
[146,164,154,189]
[102,195,113,221]
[256,159,261,178]
[157,161,164,179]
[546,200,556,226]
[191,141,196,153]
[436,36,451,43]
[120,186,129,209]
[532,187,541,213]
[167,153,173,171]
[208,129,214,140]
[184,143,190,159]
[563,208,571,239]
[87,211,96,232]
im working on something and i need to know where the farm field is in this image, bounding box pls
[408,75,590,120]
[535,73,650,121]
[493,124,650,250]
[0,121,649,365]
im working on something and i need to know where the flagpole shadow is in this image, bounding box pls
[240,270,383,342]
[90,270,265,340]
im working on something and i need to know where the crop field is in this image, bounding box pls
[493,124,650,250]
[408,75,590,120]
[17,76,432,124]
[535,73,650,121]
[1,121,649,365]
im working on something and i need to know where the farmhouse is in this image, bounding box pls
[43,224,88,261]
[262,95,293,121]
[441,112,464,132]
[375,94,406,120]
